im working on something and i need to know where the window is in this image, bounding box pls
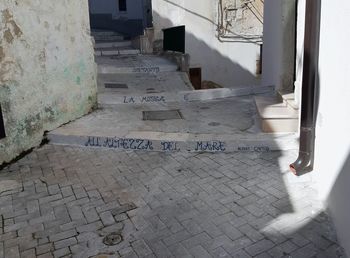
[0,104,6,139]
[119,0,127,12]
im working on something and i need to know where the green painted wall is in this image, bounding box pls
[0,0,97,164]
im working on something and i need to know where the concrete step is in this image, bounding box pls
[255,95,299,133]
[95,55,179,74]
[95,41,132,49]
[47,97,298,153]
[278,90,299,110]
[48,130,298,153]
[98,85,274,106]
[95,47,140,56]
[91,30,123,36]
[93,35,125,42]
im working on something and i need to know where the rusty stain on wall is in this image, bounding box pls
[2,9,23,39]
[217,0,264,42]
[0,47,4,62]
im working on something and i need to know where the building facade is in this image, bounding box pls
[262,0,350,255]
[152,0,264,88]
[89,0,152,37]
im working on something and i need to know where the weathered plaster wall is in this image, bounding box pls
[0,1,97,164]
[152,0,262,88]
[261,0,296,92]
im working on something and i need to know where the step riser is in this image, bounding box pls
[98,65,177,74]
[93,36,125,41]
[261,119,299,133]
[97,85,275,106]
[95,50,140,56]
[48,134,299,153]
[92,31,122,36]
[95,41,132,49]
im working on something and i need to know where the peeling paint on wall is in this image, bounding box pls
[0,1,97,164]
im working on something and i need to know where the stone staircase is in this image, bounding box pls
[92,30,140,56]
[254,91,299,133]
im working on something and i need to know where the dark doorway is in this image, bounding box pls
[0,105,6,139]
[119,0,127,12]
[189,68,202,90]
[163,26,185,53]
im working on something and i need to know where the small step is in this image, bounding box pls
[93,35,125,42]
[95,47,140,56]
[278,90,299,110]
[95,41,132,49]
[255,95,299,133]
[96,55,179,74]
[91,30,123,36]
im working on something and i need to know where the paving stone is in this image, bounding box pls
[181,232,212,248]
[188,245,212,258]
[4,246,20,258]
[244,239,275,256]
[82,207,100,223]
[129,240,152,257]
[60,187,73,198]
[162,230,192,246]
[49,229,77,242]
[36,243,54,255]
[20,248,36,258]
[76,221,103,233]
[37,253,54,258]
[289,243,318,258]
[53,247,70,258]
[100,211,115,226]
[54,237,77,250]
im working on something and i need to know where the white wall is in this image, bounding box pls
[89,0,144,20]
[152,0,261,88]
[261,0,296,92]
[313,1,350,255]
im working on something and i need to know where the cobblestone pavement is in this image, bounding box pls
[0,145,346,258]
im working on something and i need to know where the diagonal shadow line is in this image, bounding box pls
[160,0,262,44]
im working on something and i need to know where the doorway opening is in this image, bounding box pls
[88,0,153,38]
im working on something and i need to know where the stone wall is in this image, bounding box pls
[0,0,97,164]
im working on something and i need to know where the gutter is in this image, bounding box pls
[290,0,322,176]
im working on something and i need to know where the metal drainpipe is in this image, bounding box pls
[290,0,321,176]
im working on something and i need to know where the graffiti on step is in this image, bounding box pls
[161,141,179,151]
[237,146,270,152]
[84,137,271,153]
[85,137,154,150]
[133,67,160,74]
[195,141,226,152]
[123,95,166,104]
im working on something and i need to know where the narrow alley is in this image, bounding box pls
[1,0,350,257]
[0,29,346,257]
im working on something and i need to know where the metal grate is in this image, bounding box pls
[143,110,183,121]
[0,104,6,139]
[105,83,128,89]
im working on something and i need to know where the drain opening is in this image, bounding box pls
[0,104,5,139]
[105,83,128,89]
[143,110,183,121]
[103,233,123,246]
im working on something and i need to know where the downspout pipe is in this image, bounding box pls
[290,0,321,176]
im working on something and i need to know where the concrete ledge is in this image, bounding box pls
[98,85,275,106]
[48,131,299,153]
